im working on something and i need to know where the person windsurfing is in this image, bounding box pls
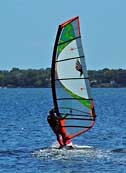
[47,109,74,149]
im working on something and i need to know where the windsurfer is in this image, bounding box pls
[47,109,74,149]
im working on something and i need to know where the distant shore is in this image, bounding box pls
[0,68,126,88]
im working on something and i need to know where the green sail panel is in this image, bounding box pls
[58,21,79,56]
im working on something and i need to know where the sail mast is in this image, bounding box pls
[51,26,62,114]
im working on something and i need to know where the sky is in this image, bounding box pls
[0,0,126,70]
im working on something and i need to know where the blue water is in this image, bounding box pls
[0,88,126,173]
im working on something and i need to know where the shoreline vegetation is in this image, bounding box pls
[0,67,126,88]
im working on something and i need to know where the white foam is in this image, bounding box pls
[74,144,94,149]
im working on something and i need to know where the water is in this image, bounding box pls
[0,88,126,173]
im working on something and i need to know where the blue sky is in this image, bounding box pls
[0,0,126,70]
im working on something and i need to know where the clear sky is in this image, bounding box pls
[0,0,126,70]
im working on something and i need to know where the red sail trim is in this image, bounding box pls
[60,16,79,28]
[65,120,95,140]
[63,101,96,140]
[91,100,96,118]
[61,100,96,140]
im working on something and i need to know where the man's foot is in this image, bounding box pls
[66,139,73,145]
[65,145,75,149]
[65,140,75,149]
[58,145,64,149]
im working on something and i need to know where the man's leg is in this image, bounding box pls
[56,134,64,148]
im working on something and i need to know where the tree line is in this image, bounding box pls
[0,68,126,88]
[0,68,50,88]
[88,68,126,87]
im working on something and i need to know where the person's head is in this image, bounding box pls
[49,109,54,116]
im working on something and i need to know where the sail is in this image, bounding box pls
[51,16,96,140]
